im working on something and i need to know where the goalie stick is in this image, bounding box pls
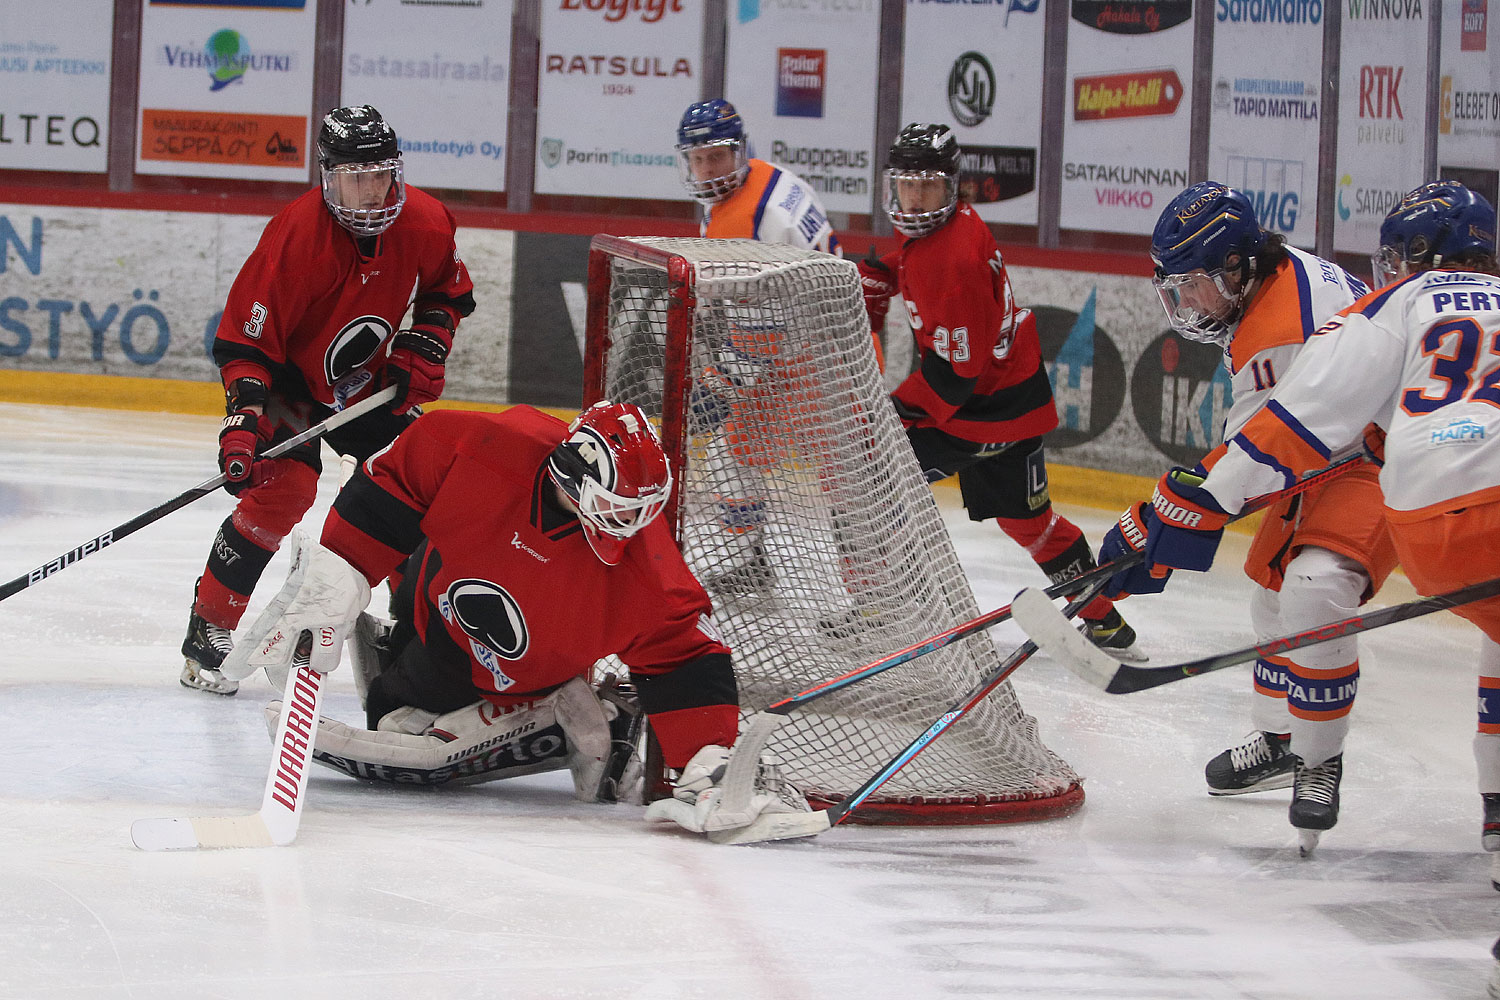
[708,580,1108,846]
[132,655,324,850]
[0,383,398,603]
[1012,575,1500,695]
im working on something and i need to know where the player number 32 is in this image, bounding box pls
[1401,317,1500,414]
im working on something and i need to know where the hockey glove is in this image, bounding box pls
[1098,501,1164,599]
[218,377,273,496]
[219,531,371,685]
[385,311,454,413]
[857,245,898,333]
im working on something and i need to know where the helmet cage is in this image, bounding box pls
[677,137,750,204]
[321,158,406,237]
[1151,268,1243,347]
[883,168,959,237]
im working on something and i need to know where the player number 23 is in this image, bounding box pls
[1401,317,1500,414]
[932,325,970,363]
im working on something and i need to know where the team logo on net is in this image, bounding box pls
[557,0,685,22]
[948,52,996,127]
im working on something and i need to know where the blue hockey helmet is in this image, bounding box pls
[1373,180,1497,286]
[1149,182,1268,346]
[675,99,750,204]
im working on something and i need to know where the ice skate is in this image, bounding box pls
[1483,793,1500,852]
[180,609,238,696]
[1204,730,1294,795]
[1289,754,1341,856]
[1079,608,1147,663]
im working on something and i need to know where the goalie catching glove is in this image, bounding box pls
[1099,467,1230,599]
[644,743,811,837]
[219,530,371,684]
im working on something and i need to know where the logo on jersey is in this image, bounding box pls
[445,579,530,660]
[324,315,393,387]
[1431,416,1488,446]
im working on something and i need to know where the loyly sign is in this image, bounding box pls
[558,0,685,21]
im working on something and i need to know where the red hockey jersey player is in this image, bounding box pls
[221,402,811,840]
[181,105,475,699]
[858,123,1138,656]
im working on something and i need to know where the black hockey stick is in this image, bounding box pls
[0,383,398,603]
[760,451,1368,712]
[1013,575,1500,695]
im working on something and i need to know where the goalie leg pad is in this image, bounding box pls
[265,695,570,786]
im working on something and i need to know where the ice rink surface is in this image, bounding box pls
[0,401,1496,1000]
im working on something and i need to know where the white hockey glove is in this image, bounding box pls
[644,743,811,837]
[220,531,371,684]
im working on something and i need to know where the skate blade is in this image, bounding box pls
[1297,828,1321,857]
[180,659,239,697]
[1205,772,1295,796]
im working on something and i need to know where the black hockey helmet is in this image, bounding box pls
[883,123,961,237]
[886,122,961,175]
[316,105,405,237]
[317,105,399,168]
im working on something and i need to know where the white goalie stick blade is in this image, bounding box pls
[706,809,832,846]
[1010,588,1124,691]
[132,663,325,851]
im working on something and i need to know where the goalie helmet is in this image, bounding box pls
[676,99,750,205]
[1149,182,1268,347]
[318,105,405,237]
[548,401,673,566]
[1373,180,1497,286]
[883,123,961,238]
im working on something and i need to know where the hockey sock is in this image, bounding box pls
[1010,520,1113,621]
[195,518,277,628]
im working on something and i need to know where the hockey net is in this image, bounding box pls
[584,235,1082,824]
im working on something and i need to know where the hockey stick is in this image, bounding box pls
[0,383,399,603]
[1013,575,1500,695]
[708,579,1109,845]
[132,655,324,850]
[707,455,1367,843]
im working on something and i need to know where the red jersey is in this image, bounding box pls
[320,406,738,763]
[214,185,475,409]
[889,203,1057,443]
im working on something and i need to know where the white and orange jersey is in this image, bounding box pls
[1219,246,1369,440]
[1202,268,1500,516]
[702,158,841,256]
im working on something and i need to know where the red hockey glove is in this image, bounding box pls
[857,245,897,334]
[385,312,454,413]
[218,377,273,496]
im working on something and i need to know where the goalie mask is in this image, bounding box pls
[676,99,751,205]
[1373,180,1497,286]
[883,123,961,238]
[548,401,673,566]
[1149,182,1268,348]
[318,105,405,237]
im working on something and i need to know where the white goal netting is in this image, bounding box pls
[585,236,1081,823]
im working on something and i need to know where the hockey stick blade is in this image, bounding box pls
[132,662,325,850]
[706,808,833,846]
[1015,576,1500,695]
[1011,588,1132,692]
